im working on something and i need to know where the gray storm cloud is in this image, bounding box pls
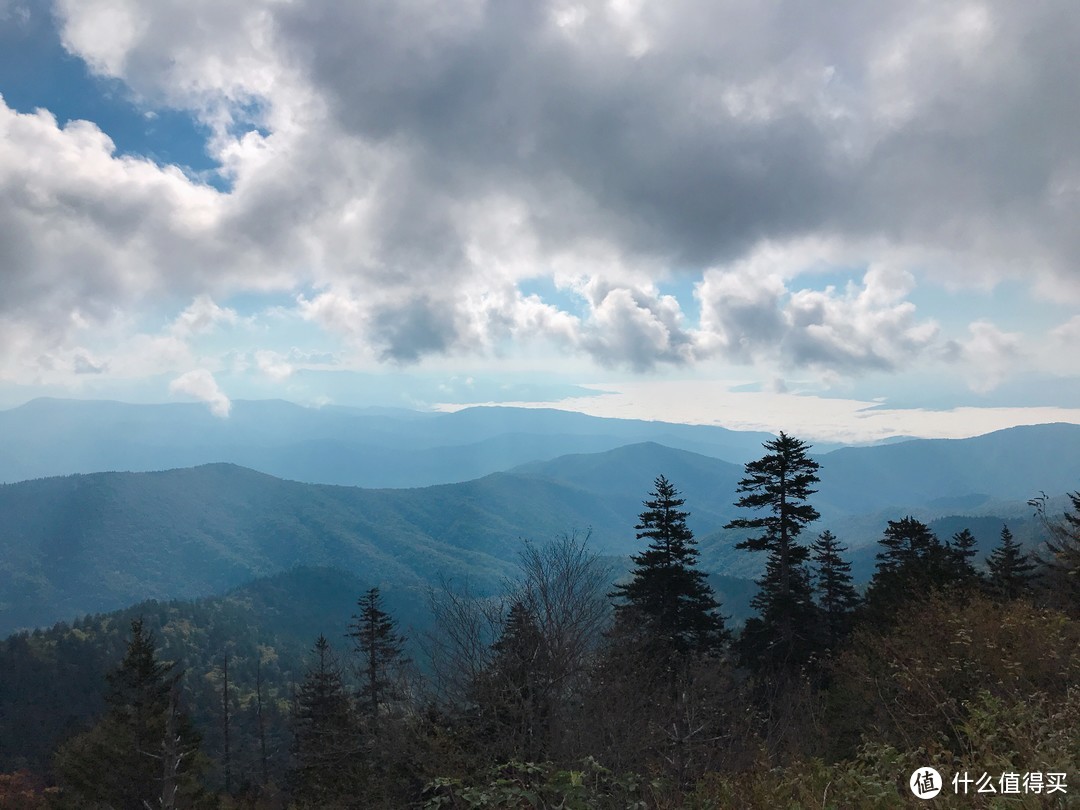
[1,0,1076,376]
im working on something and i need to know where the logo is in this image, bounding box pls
[910,767,943,799]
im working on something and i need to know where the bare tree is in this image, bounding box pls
[516,530,612,685]
[423,576,505,712]
[512,531,612,758]
[422,531,612,763]
[255,656,269,787]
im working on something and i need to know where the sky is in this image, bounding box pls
[1,0,1079,442]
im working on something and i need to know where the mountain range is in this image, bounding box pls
[0,398,776,486]
[1,407,1077,637]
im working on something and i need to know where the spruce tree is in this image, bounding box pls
[726,432,821,670]
[863,517,956,623]
[54,618,202,809]
[875,516,938,572]
[809,530,859,650]
[986,524,1035,600]
[611,475,728,655]
[347,588,408,736]
[481,600,551,760]
[950,528,982,586]
[289,635,356,806]
[1031,490,1080,614]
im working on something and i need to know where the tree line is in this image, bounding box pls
[4,434,1078,808]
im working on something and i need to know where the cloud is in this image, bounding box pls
[0,0,1075,381]
[442,379,1080,444]
[942,320,1024,393]
[1052,315,1080,347]
[695,259,938,374]
[169,295,239,337]
[696,266,787,363]
[577,281,695,370]
[781,265,939,372]
[168,369,231,417]
[72,350,108,375]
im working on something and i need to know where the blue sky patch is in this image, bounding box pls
[0,2,218,182]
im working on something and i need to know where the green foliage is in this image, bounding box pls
[0,567,359,783]
[3,454,1079,807]
[474,601,552,763]
[348,587,409,734]
[421,759,658,809]
[611,476,727,655]
[829,594,1080,759]
[949,527,979,567]
[52,619,204,809]
[809,530,859,650]
[862,517,961,625]
[987,524,1036,601]
[1031,490,1080,615]
[288,636,360,807]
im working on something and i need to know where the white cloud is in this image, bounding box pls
[0,0,1075,391]
[1052,315,1080,346]
[782,264,939,372]
[695,258,939,374]
[578,282,695,370]
[943,320,1025,393]
[168,368,231,417]
[696,266,787,363]
[253,349,293,381]
[169,295,239,337]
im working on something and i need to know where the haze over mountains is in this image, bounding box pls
[1,398,1077,638]
[0,398,776,487]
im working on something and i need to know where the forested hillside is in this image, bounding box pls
[0,464,618,634]
[6,421,1075,636]
[0,568,374,785]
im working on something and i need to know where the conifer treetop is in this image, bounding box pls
[612,475,728,655]
[726,432,821,552]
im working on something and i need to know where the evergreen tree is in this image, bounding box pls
[950,528,982,586]
[986,524,1035,600]
[726,433,821,670]
[611,475,728,655]
[874,516,939,572]
[863,517,956,622]
[289,635,357,807]
[1030,490,1080,615]
[809,530,859,650]
[479,600,551,761]
[54,618,202,809]
[347,587,408,736]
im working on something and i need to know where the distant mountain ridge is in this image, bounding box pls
[0,397,776,486]
[2,420,1077,635]
[0,462,622,635]
[814,422,1080,515]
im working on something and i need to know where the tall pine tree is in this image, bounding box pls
[809,530,859,651]
[949,528,983,587]
[289,635,357,806]
[54,618,202,809]
[986,524,1035,600]
[611,475,728,655]
[347,588,408,737]
[726,433,820,670]
[863,517,957,623]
